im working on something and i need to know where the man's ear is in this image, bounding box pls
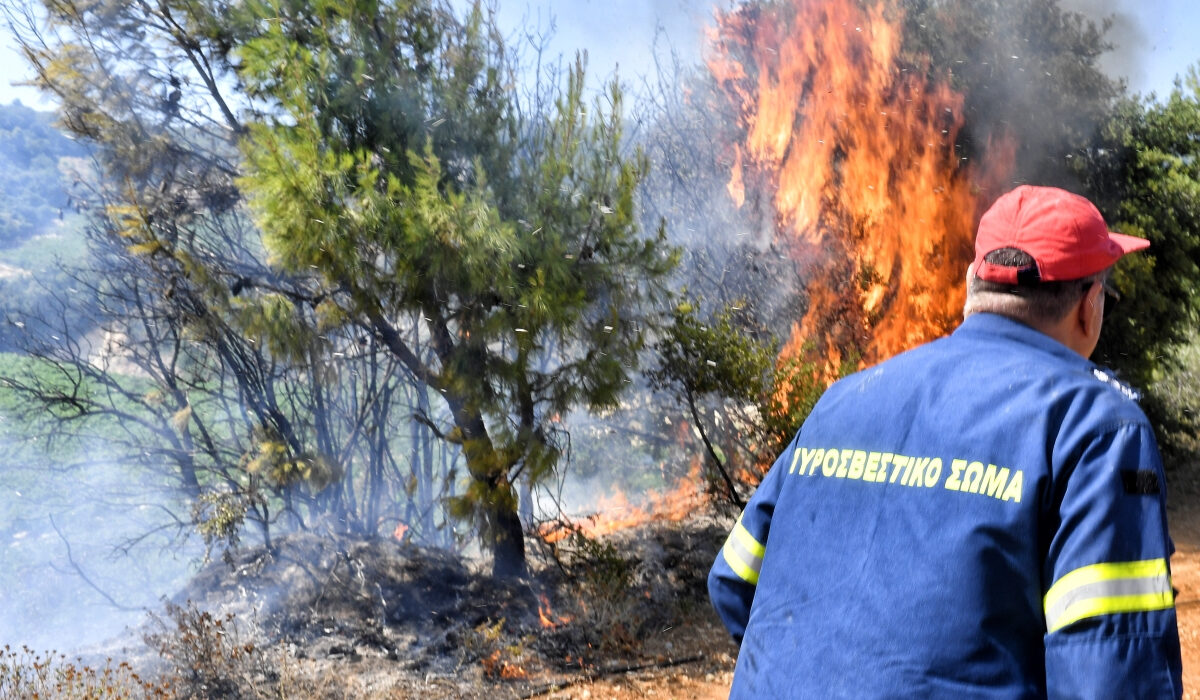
[1078,280,1104,341]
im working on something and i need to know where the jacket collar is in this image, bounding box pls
[954,312,1095,371]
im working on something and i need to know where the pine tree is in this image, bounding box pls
[231,1,677,576]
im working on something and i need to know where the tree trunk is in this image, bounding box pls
[488,500,527,579]
[450,400,528,578]
[519,475,533,530]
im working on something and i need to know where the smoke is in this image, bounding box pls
[0,436,199,653]
[1058,0,1150,92]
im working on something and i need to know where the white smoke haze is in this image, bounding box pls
[529,408,680,522]
[0,436,200,652]
[1059,0,1150,92]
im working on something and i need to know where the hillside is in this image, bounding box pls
[0,100,87,248]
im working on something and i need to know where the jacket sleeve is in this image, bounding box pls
[1043,422,1183,699]
[708,441,790,644]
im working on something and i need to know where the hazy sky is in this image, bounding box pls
[0,0,1197,106]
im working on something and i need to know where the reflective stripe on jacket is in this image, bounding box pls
[708,313,1182,698]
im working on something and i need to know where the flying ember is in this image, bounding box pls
[708,0,1014,372]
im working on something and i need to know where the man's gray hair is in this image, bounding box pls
[964,248,1107,325]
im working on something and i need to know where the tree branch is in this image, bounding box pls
[48,515,142,613]
[685,392,745,510]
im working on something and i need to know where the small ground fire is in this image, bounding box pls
[537,463,709,544]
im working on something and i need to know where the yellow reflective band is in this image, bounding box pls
[721,516,765,586]
[1044,559,1174,633]
[732,517,766,558]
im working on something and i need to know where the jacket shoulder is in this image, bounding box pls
[1090,367,1142,403]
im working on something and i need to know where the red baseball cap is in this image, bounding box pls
[973,185,1149,284]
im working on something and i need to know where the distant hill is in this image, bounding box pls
[0,100,88,247]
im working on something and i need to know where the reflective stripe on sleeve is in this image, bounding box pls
[1044,558,1174,633]
[721,515,766,585]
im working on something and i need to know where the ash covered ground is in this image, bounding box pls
[81,514,736,698]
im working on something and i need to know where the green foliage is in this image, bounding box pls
[560,532,635,603]
[650,299,846,505]
[1069,71,1200,448]
[11,0,676,577]
[555,532,641,652]
[193,490,250,555]
[1151,330,1200,460]
[650,300,775,404]
[229,0,678,574]
[1082,73,1200,383]
[234,292,325,364]
[0,101,88,247]
[9,0,479,557]
[762,353,850,462]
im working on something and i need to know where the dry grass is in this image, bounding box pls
[0,644,172,698]
[0,517,735,699]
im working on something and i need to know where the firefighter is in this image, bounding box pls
[709,186,1183,698]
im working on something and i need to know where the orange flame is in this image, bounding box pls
[392,522,409,541]
[537,593,573,629]
[482,649,529,679]
[537,463,709,544]
[709,0,1013,372]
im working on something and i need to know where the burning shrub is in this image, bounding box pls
[461,618,534,681]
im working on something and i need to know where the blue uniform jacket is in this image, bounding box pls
[709,313,1182,698]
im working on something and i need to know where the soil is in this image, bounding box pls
[136,517,738,699]
[1167,468,1200,700]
